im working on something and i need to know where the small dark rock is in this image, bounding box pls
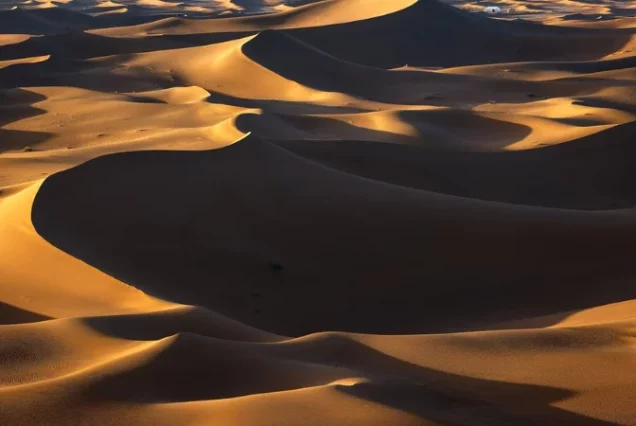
[269,262,284,272]
[22,146,33,152]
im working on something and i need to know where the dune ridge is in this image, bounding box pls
[1,0,636,425]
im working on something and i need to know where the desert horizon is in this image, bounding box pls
[1,0,636,425]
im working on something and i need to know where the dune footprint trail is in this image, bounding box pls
[1,0,636,425]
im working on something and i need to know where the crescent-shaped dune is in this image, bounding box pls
[1,0,636,425]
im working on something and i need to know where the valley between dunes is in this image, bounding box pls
[1,0,636,425]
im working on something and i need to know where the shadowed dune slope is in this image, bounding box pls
[91,0,634,68]
[289,0,634,67]
[31,136,636,335]
[277,121,636,210]
[0,31,187,60]
[0,8,97,35]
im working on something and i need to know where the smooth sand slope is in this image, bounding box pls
[1,0,636,425]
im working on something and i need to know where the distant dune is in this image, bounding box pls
[1,0,635,425]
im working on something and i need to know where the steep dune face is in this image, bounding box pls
[30,135,636,336]
[0,8,97,35]
[278,121,636,209]
[289,0,633,67]
[2,0,636,425]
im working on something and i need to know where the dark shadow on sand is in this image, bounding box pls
[0,89,52,152]
[0,302,50,325]
[72,327,619,425]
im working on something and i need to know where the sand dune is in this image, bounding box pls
[0,7,97,34]
[290,0,634,67]
[30,134,636,334]
[278,120,636,209]
[1,0,636,425]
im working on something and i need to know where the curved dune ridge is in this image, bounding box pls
[1,0,636,425]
